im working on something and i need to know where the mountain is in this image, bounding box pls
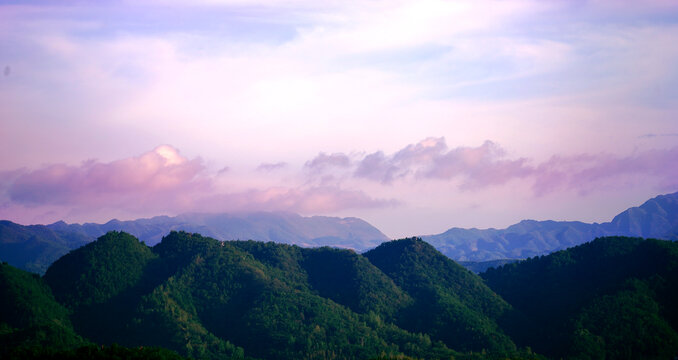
[608,192,678,239]
[0,259,188,360]
[423,191,678,261]
[364,238,516,353]
[36,231,478,360]
[482,236,678,359]
[231,241,413,320]
[1,212,389,274]
[0,261,88,358]
[47,212,389,249]
[4,191,678,276]
[0,221,91,274]
[4,231,678,359]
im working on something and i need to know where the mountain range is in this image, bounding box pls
[47,212,389,249]
[1,231,521,359]
[0,212,388,274]
[1,192,677,274]
[423,191,678,261]
[2,232,677,359]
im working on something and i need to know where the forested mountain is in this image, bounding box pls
[3,231,678,359]
[423,191,678,261]
[482,236,678,359]
[0,261,87,355]
[1,212,388,274]
[14,231,529,360]
[364,238,515,353]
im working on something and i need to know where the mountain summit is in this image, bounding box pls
[607,192,678,239]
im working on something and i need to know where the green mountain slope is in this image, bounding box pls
[149,232,456,360]
[9,231,675,359]
[364,238,516,353]
[0,262,87,357]
[44,231,158,309]
[231,240,412,319]
[301,246,412,319]
[482,236,678,359]
[38,231,462,360]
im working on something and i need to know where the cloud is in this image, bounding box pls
[202,186,398,214]
[217,166,230,175]
[323,137,678,195]
[353,137,532,187]
[2,140,676,231]
[639,133,678,139]
[354,151,403,184]
[257,162,288,172]
[423,141,532,189]
[533,147,678,195]
[304,152,351,170]
[0,145,397,224]
[6,145,208,206]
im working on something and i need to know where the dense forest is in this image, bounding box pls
[2,231,678,359]
[483,236,678,359]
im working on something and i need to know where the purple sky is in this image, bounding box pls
[1,0,677,237]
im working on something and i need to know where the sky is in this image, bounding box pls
[1,0,677,238]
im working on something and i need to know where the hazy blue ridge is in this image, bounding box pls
[2,192,678,274]
[423,191,678,261]
[0,212,389,274]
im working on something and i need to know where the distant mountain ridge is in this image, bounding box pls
[3,192,678,274]
[46,211,388,249]
[423,191,678,261]
[1,212,388,274]
[0,221,91,274]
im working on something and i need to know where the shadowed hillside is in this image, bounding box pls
[482,236,678,359]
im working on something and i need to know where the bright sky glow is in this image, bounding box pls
[1,0,677,237]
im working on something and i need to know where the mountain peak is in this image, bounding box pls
[609,191,678,239]
[43,231,157,308]
[368,237,433,257]
[365,237,516,352]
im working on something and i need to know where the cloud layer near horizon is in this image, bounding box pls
[0,146,395,223]
[1,140,676,226]
[310,138,678,193]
